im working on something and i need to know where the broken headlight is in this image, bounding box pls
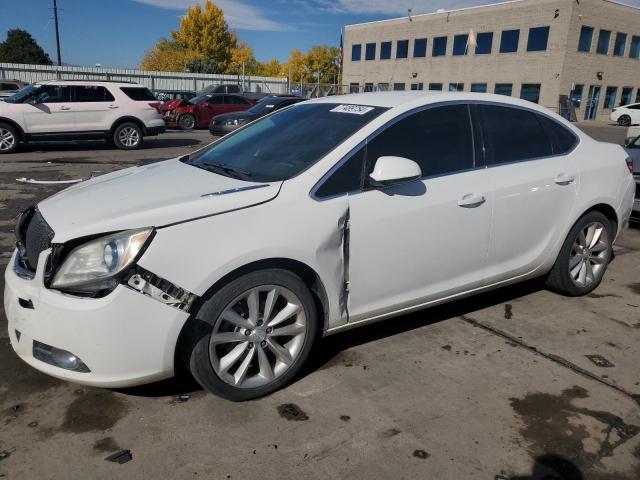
[51,228,153,292]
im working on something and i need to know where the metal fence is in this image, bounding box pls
[0,62,289,94]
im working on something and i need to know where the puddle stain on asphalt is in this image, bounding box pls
[277,403,309,421]
[504,304,513,319]
[61,390,129,433]
[510,386,640,468]
[93,437,121,453]
[587,292,622,299]
[319,350,364,369]
[412,449,430,459]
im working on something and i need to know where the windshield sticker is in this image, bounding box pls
[330,104,375,115]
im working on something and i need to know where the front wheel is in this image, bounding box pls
[178,113,196,130]
[183,269,318,401]
[545,211,613,296]
[113,122,143,150]
[618,115,631,127]
[0,123,19,154]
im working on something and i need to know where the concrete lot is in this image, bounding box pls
[0,124,639,480]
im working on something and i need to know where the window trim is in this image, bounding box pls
[499,29,520,54]
[396,39,409,59]
[578,25,594,53]
[380,41,392,60]
[526,26,550,52]
[309,100,580,201]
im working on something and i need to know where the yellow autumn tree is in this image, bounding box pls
[283,49,308,83]
[140,38,199,72]
[229,41,255,75]
[259,59,284,77]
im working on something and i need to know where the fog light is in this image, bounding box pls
[33,341,90,373]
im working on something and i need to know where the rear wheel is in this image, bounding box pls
[178,113,196,130]
[0,123,19,154]
[545,211,613,296]
[183,269,318,401]
[618,115,631,126]
[113,122,143,150]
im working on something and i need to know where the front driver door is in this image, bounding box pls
[23,84,74,134]
[345,104,494,322]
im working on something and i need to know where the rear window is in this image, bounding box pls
[537,115,578,154]
[120,87,156,101]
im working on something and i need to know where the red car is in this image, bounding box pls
[163,93,255,130]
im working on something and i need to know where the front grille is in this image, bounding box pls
[17,208,54,272]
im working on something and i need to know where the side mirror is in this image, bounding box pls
[369,156,422,187]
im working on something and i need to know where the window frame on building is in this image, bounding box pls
[413,38,427,58]
[495,83,513,96]
[396,39,409,59]
[571,84,584,107]
[527,26,550,52]
[380,41,392,60]
[596,29,611,55]
[449,83,464,92]
[520,83,542,104]
[393,83,406,91]
[378,83,390,92]
[429,83,443,91]
[630,36,640,59]
[613,32,627,56]
[475,32,493,55]
[578,26,594,53]
[470,83,488,93]
[410,83,424,91]
[621,87,633,106]
[365,42,376,61]
[453,34,469,56]
[432,36,448,57]
[499,29,520,53]
[351,44,362,61]
[603,86,618,109]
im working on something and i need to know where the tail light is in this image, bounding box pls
[148,102,161,113]
[626,156,633,174]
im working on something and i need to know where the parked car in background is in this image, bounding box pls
[624,134,640,217]
[154,90,196,103]
[610,103,640,126]
[163,93,255,130]
[209,95,304,136]
[0,81,165,153]
[5,92,635,401]
[0,79,27,99]
[198,84,269,101]
[626,125,640,145]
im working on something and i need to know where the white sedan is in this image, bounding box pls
[610,102,640,126]
[4,92,636,400]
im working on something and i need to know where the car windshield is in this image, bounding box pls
[188,94,209,105]
[248,98,281,115]
[186,102,386,182]
[3,84,39,104]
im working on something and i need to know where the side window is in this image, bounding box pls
[537,115,578,154]
[366,104,475,179]
[478,105,553,165]
[227,96,250,105]
[208,96,225,104]
[315,147,365,199]
[73,86,115,102]
[32,85,71,103]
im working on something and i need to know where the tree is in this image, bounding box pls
[229,41,255,75]
[172,1,236,73]
[305,46,340,84]
[259,59,284,78]
[139,38,197,72]
[0,29,52,65]
[283,49,309,83]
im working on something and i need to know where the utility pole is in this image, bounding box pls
[53,0,62,66]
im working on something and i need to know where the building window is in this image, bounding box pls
[630,36,640,59]
[596,29,611,55]
[429,83,443,91]
[471,83,488,93]
[393,83,406,91]
[364,83,374,92]
[453,34,469,55]
[500,29,519,53]
[520,84,541,103]
[613,32,627,56]
[495,83,513,96]
[414,38,427,58]
[571,84,584,107]
[378,83,390,91]
[410,83,424,91]
[621,87,633,106]
[433,36,447,56]
[578,26,593,52]
[351,44,362,61]
[349,83,360,94]
[449,83,464,92]
[637,89,640,103]
[380,41,392,60]
[396,40,409,59]
[475,32,493,54]
[603,86,618,109]
[527,26,550,52]
[365,43,376,60]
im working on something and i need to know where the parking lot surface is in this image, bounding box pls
[1,125,639,479]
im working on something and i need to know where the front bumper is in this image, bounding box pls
[4,249,189,388]
[209,123,238,136]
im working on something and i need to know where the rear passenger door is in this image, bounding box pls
[71,85,117,131]
[475,104,579,280]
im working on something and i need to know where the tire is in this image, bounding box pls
[112,122,143,150]
[618,115,631,127]
[545,211,613,296]
[178,113,196,131]
[0,123,19,154]
[183,269,318,401]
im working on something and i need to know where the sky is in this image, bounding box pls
[2,0,640,69]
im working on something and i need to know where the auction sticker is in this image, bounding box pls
[330,104,374,115]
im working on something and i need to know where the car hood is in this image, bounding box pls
[38,158,281,243]
[160,98,186,112]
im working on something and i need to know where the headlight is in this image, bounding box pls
[224,119,244,126]
[51,228,153,291]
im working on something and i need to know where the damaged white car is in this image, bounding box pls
[4,92,636,400]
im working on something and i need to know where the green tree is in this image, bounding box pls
[0,29,52,65]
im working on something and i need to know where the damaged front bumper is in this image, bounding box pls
[4,249,191,388]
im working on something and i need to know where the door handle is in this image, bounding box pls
[457,193,486,208]
[108,105,119,109]
[59,106,71,110]
[555,173,575,186]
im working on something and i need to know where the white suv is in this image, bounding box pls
[0,81,166,153]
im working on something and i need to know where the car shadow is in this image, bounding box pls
[15,137,201,153]
[118,278,545,398]
[506,454,586,479]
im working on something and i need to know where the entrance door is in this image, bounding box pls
[584,85,601,120]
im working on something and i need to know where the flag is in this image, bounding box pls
[468,29,477,49]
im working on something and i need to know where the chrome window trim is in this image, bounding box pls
[309,99,581,202]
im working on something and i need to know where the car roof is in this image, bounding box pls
[35,80,146,88]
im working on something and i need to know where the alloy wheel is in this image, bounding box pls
[179,115,195,130]
[569,221,610,288]
[118,126,140,147]
[619,115,631,126]
[0,128,16,152]
[208,285,307,389]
